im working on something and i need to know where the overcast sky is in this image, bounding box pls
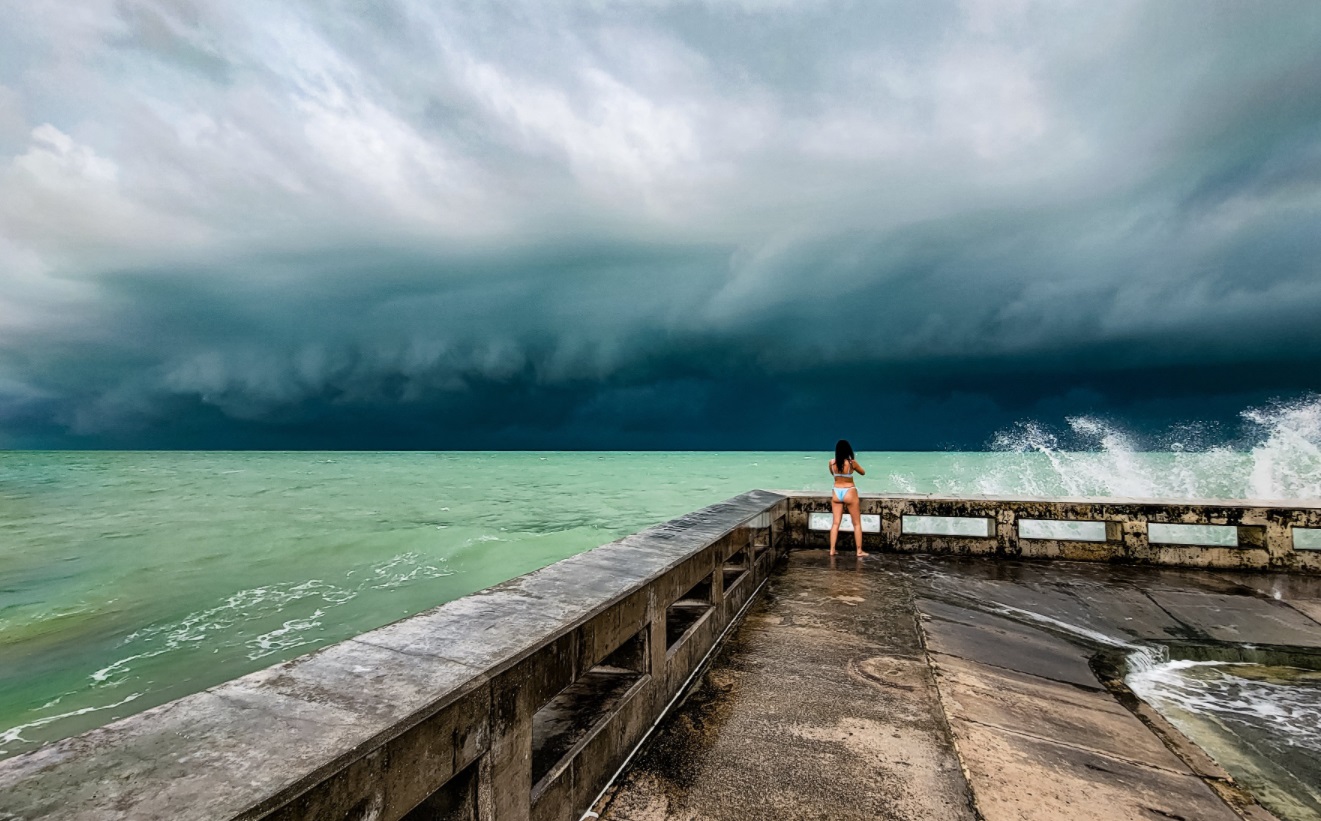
[0,0,1319,449]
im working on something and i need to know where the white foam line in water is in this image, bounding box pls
[985,602,1138,649]
[0,693,143,751]
[92,648,172,683]
[247,611,325,660]
[89,553,454,683]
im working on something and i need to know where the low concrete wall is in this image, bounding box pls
[0,491,790,821]
[786,492,1321,573]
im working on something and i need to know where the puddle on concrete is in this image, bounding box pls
[1127,658,1321,821]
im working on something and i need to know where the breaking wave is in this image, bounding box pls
[973,395,1321,501]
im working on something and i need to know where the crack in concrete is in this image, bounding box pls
[346,638,488,673]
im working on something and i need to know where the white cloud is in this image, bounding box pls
[0,84,26,150]
[0,124,210,261]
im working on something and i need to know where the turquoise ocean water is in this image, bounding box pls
[1,449,968,757]
[1,409,1319,760]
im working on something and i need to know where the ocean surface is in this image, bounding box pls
[2,402,1320,763]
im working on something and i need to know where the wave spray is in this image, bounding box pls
[971,396,1321,501]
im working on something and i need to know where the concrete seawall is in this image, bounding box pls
[0,491,790,821]
[786,492,1321,573]
[3,490,1320,821]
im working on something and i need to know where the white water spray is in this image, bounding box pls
[1245,399,1321,500]
[974,396,1321,501]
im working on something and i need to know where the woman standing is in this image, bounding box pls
[828,439,866,556]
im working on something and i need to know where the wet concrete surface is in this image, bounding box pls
[598,552,976,821]
[1145,591,1321,647]
[601,552,1321,821]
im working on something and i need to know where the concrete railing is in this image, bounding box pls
[787,492,1321,573]
[0,491,790,821]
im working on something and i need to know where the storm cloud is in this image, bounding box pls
[1,0,1320,449]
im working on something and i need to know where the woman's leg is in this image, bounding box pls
[829,493,843,556]
[848,490,864,555]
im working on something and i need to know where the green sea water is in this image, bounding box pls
[0,450,956,757]
[0,439,1312,758]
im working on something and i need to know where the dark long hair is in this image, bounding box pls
[834,439,855,474]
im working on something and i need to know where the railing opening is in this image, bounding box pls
[400,756,480,821]
[723,546,749,591]
[1148,523,1239,547]
[1295,528,1321,551]
[666,574,715,652]
[1018,519,1108,542]
[806,512,881,532]
[530,627,649,796]
[902,515,993,538]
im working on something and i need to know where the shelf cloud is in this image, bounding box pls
[2,0,1320,448]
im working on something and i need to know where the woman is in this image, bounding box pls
[828,439,866,557]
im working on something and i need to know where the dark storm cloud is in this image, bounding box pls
[1,0,1320,449]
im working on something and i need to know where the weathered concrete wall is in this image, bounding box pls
[786,492,1321,573]
[0,491,791,821]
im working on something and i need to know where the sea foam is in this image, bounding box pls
[972,395,1321,501]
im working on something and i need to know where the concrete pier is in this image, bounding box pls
[594,551,976,821]
[599,553,1321,821]
[2,491,1320,820]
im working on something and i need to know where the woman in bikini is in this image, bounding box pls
[828,439,866,556]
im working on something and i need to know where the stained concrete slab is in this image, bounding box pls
[1288,600,1321,625]
[1147,590,1321,647]
[924,576,1117,632]
[948,718,1242,821]
[930,653,1120,714]
[1199,571,1321,605]
[915,559,1191,640]
[599,553,976,821]
[917,599,1103,688]
[929,653,1187,772]
[908,560,1314,821]
[1063,585,1193,641]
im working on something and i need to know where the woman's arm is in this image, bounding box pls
[852,459,866,475]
